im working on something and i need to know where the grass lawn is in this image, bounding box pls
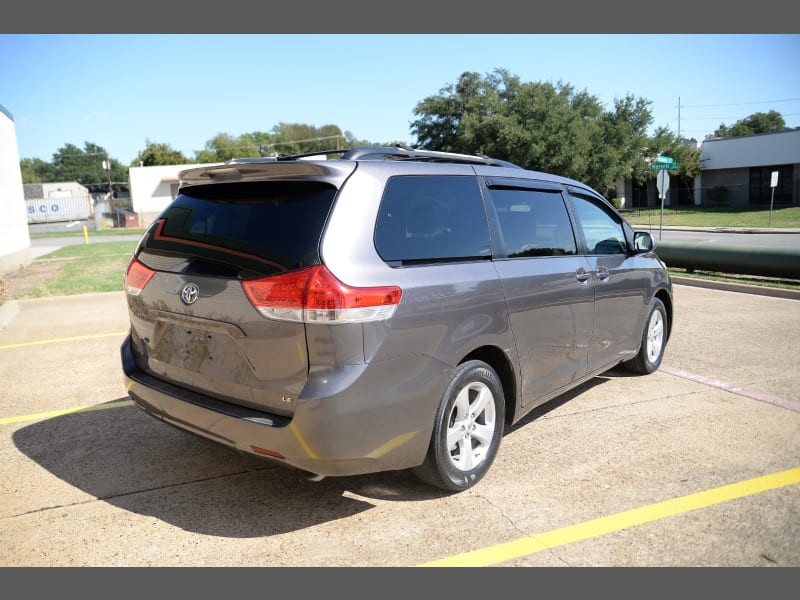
[623,206,800,229]
[29,228,147,239]
[2,241,137,300]
[668,268,800,291]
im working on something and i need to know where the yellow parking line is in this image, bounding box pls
[0,331,128,350]
[420,466,800,567]
[0,399,134,425]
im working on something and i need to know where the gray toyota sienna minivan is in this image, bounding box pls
[121,145,672,492]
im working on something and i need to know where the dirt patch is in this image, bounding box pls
[0,260,65,303]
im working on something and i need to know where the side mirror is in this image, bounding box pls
[633,231,656,253]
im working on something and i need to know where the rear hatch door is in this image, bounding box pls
[126,161,355,416]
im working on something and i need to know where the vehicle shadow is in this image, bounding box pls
[13,369,628,537]
[12,398,446,538]
[504,372,615,434]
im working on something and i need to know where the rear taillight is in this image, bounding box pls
[124,258,155,296]
[242,265,402,324]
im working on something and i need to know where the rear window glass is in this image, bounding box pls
[137,180,336,278]
[374,175,490,264]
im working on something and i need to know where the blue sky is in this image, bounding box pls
[1,34,798,165]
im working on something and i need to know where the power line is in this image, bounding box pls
[260,135,343,155]
[51,151,110,158]
[680,112,800,121]
[677,98,800,109]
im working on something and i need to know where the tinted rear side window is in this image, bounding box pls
[374,175,490,265]
[488,188,577,258]
[137,180,336,278]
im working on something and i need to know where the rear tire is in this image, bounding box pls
[413,360,505,492]
[624,297,668,374]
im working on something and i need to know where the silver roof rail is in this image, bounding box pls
[340,145,521,168]
[226,145,521,168]
[225,144,521,169]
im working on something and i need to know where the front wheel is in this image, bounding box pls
[624,297,668,374]
[413,360,505,492]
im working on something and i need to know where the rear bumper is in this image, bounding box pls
[121,335,443,477]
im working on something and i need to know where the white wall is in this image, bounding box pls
[701,130,800,170]
[0,106,31,275]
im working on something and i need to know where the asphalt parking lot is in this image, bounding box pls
[1,284,798,567]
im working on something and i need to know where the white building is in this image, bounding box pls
[128,163,220,227]
[616,129,800,209]
[0,105,31,275]
[695,129,800,207]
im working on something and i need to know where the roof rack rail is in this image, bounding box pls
[226,149,349,165]
[340,145,521,168]
[224,156,279,164]
[226,145,521,168]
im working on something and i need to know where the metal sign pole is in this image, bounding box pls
[656,168,670,241]
[769,187,775,227]
[769,171,778,228]
[651,157,676,242]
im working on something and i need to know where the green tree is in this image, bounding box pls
[647,127,702,203]
[600,95,654,190]
[195,133,261,163]
[21,142,127,193]
[710,110,788,138]
[411,69,506,155]
[411,69,654,194]
[19,157,56,183]
[132,140,190,166]
[250,123,350,156]
[52,142,102,184]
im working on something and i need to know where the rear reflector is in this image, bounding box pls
[124,258,155,296]
[242,265,402,324]
[251,446,286,459]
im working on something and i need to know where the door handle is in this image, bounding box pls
[576,268,592,283]
[595,266,610,281]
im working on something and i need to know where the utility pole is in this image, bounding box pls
[101,155,113,203]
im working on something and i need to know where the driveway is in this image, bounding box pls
[1,286,798,566]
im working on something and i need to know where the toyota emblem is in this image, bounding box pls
[180,283,200,305]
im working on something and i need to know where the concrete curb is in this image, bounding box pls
[0,299,20,329]
[626,224,800,234]
[671,276,800,300]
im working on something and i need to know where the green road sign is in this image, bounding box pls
[655,155,675,165]
[650,162,679,171]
